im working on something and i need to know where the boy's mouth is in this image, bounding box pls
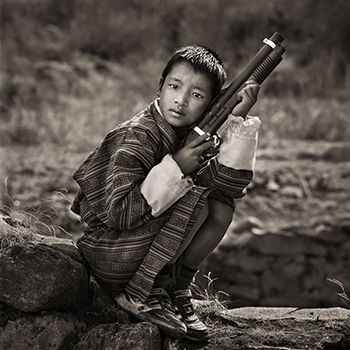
[169,108,186,117]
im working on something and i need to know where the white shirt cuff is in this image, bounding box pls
[140,154,194,217]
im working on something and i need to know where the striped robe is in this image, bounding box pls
[71,100,253,301]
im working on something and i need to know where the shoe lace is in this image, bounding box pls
[145,288,175,313]
[144,295,161,309]
[158,295,176,313]
[178,298,194,316]
[172,289,195,316]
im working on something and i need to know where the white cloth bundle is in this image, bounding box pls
[217,115,261,171]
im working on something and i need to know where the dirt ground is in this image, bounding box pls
[185,317,350,350]
[174,306,350,350]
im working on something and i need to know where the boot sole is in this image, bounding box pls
[115,293,187,339]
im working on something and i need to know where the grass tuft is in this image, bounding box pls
[327,278,350,309]
[190,272,229,322]
[0,195,69,251]
[0,211,40,250]
[192,272,229,305]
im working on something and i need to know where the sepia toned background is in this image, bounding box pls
[1,0,350,303]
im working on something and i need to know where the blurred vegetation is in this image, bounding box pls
[1,0,350,147]
[1,0,350,238]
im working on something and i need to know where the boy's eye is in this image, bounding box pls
[193,92,203,99]
[169,84,178,90]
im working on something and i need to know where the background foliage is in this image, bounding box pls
[1,0,350,148]
[1,0,350,219]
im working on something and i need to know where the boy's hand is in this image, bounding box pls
[173,133,213,175]
[232,80,260,118]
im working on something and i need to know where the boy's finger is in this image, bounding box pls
[188,133,210,147]
[196,138,216,153]
[245,80,259,87]
[243,85,259,100]
[240,88,253,102]
[246,88,256,100]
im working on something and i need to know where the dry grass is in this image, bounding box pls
[0,219,38,250]
[0,190,76,250]
[327,278,350,309]
[0,205,43,250]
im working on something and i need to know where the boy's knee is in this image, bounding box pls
[208,198,234,231]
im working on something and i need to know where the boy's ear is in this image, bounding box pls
[158,77,164,95]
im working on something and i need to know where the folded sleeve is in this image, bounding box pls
[140,154,194,217]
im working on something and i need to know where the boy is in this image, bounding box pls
[71,45,260,343]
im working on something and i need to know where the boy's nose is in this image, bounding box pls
[175,93,188,107]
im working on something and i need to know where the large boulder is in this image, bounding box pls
[0,313,86,350]
[0,237,90,313]
[75,322,162,350]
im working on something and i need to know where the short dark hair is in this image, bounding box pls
[159,45,227,100]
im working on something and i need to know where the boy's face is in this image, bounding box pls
[158,61,213,128]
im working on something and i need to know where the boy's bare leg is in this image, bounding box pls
[182,198,234,269]
[158,198,233,286]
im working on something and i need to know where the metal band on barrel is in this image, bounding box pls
[193,126,205,136]
[263,38,276,49]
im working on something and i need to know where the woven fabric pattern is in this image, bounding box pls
[72,101,253,300]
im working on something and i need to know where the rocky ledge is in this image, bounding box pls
[0,229,349,349]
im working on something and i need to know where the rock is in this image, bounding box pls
[280,185,304,198]
[74,277,126,329]
[247,231,328,257]
[230,216,265,234]
[201,214,350,308]
[34,234,87,264]
[0,307,8,327]
[224,268,259,285]
[0,243,89,313]
[228,284,261,303]
[75,322,161,350]
[322,145,350,162]
[260,267,303,302]
[266,179,280,192]
[0,303,22,327]
[224,306,350,321]
[219,231,253,249]
[224,250,274,273]
[0,313,86,350]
